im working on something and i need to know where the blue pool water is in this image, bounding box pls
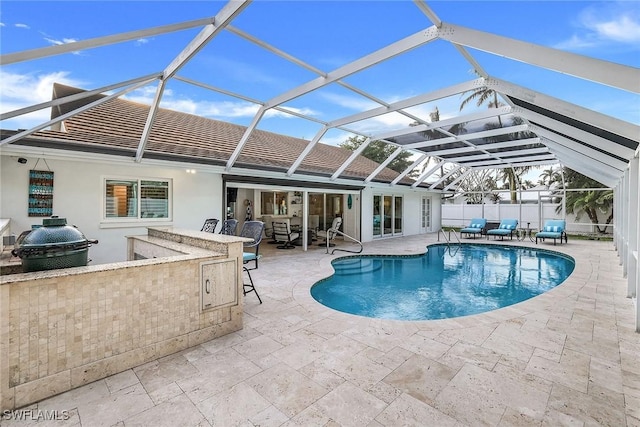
[311,244,575,321]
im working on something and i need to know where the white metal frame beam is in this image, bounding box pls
[530,125,629,172]
[135,0,250,162]
[227,25,429,127]
[225,25,442,171]
[329,78,483,130]
[425,137,541,158]
[331,138,373,180]
[440,23,639,93]
[443,168,472,191]
[411,159,447,188]
[429,165,462,190]
[462,154,556,168]
[391,153,429,186]
[174,75,362,135]
[445,147,550,163]
[492,78,640,142]
[403,124,529,150]
[515,108,635,161]
[365,147,405,183]
[544,142,621,186]
[369,105,512,142]
[0,18,216,65]
[286,126,329,176]
[285,78,482,178]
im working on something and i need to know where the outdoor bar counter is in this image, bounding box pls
[0,227,249,410]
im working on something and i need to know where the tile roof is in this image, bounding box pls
[27,84,415,186]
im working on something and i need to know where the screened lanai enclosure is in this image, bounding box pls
[1,0,639,329]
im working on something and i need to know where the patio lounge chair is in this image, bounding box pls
[239,220,265,304]
[460,218,487,239]
[272,221,300,249]
[536,219,568,245]
[486,219,518,240]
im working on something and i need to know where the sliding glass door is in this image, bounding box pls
[373,194,403,237]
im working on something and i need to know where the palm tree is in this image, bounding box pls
[555,168,613,234]
[497,167,532,203]
[489,192,502,204]
[520,179,535,189]
[459,87,505,126]
[538,167,562,188]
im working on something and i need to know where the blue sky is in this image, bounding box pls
[1,0,639,152]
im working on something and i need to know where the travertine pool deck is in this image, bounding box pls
[5,233,639,426]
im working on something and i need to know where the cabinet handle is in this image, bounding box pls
[205,279,211,294]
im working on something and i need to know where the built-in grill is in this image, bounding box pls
[12,216,98,272]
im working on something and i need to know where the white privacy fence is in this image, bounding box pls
[442,189,613,235]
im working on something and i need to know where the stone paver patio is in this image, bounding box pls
[6,233,639,426]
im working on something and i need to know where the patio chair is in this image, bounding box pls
[460,218,487,239]
[535,219,568,245]
[201,218,219,233]
[239,220,265,304]
[486,219,518,240]
[272,221,300,249]
[219,218,238,235]
[318,216,343,247]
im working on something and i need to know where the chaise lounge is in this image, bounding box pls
[486,219,518,240]
[460,218,487,239]
[535,219,568,245]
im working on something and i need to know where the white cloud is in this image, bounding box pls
[318,131,352,147]
[553,34,599,50]
[15,23,30,29]
[555,4,640,50]
[136,38,149,46]
[318,92,379,111]
[0,70,83,105]
[593,14,640,43]
[0,70,85,129]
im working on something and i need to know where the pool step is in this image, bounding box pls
[333,259,382,276]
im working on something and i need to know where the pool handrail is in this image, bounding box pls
[438,228,461,247]
[327,228,363,255]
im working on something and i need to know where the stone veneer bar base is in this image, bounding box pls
[0,227,247,410]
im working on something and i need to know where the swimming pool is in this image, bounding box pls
[311,244,575,321]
